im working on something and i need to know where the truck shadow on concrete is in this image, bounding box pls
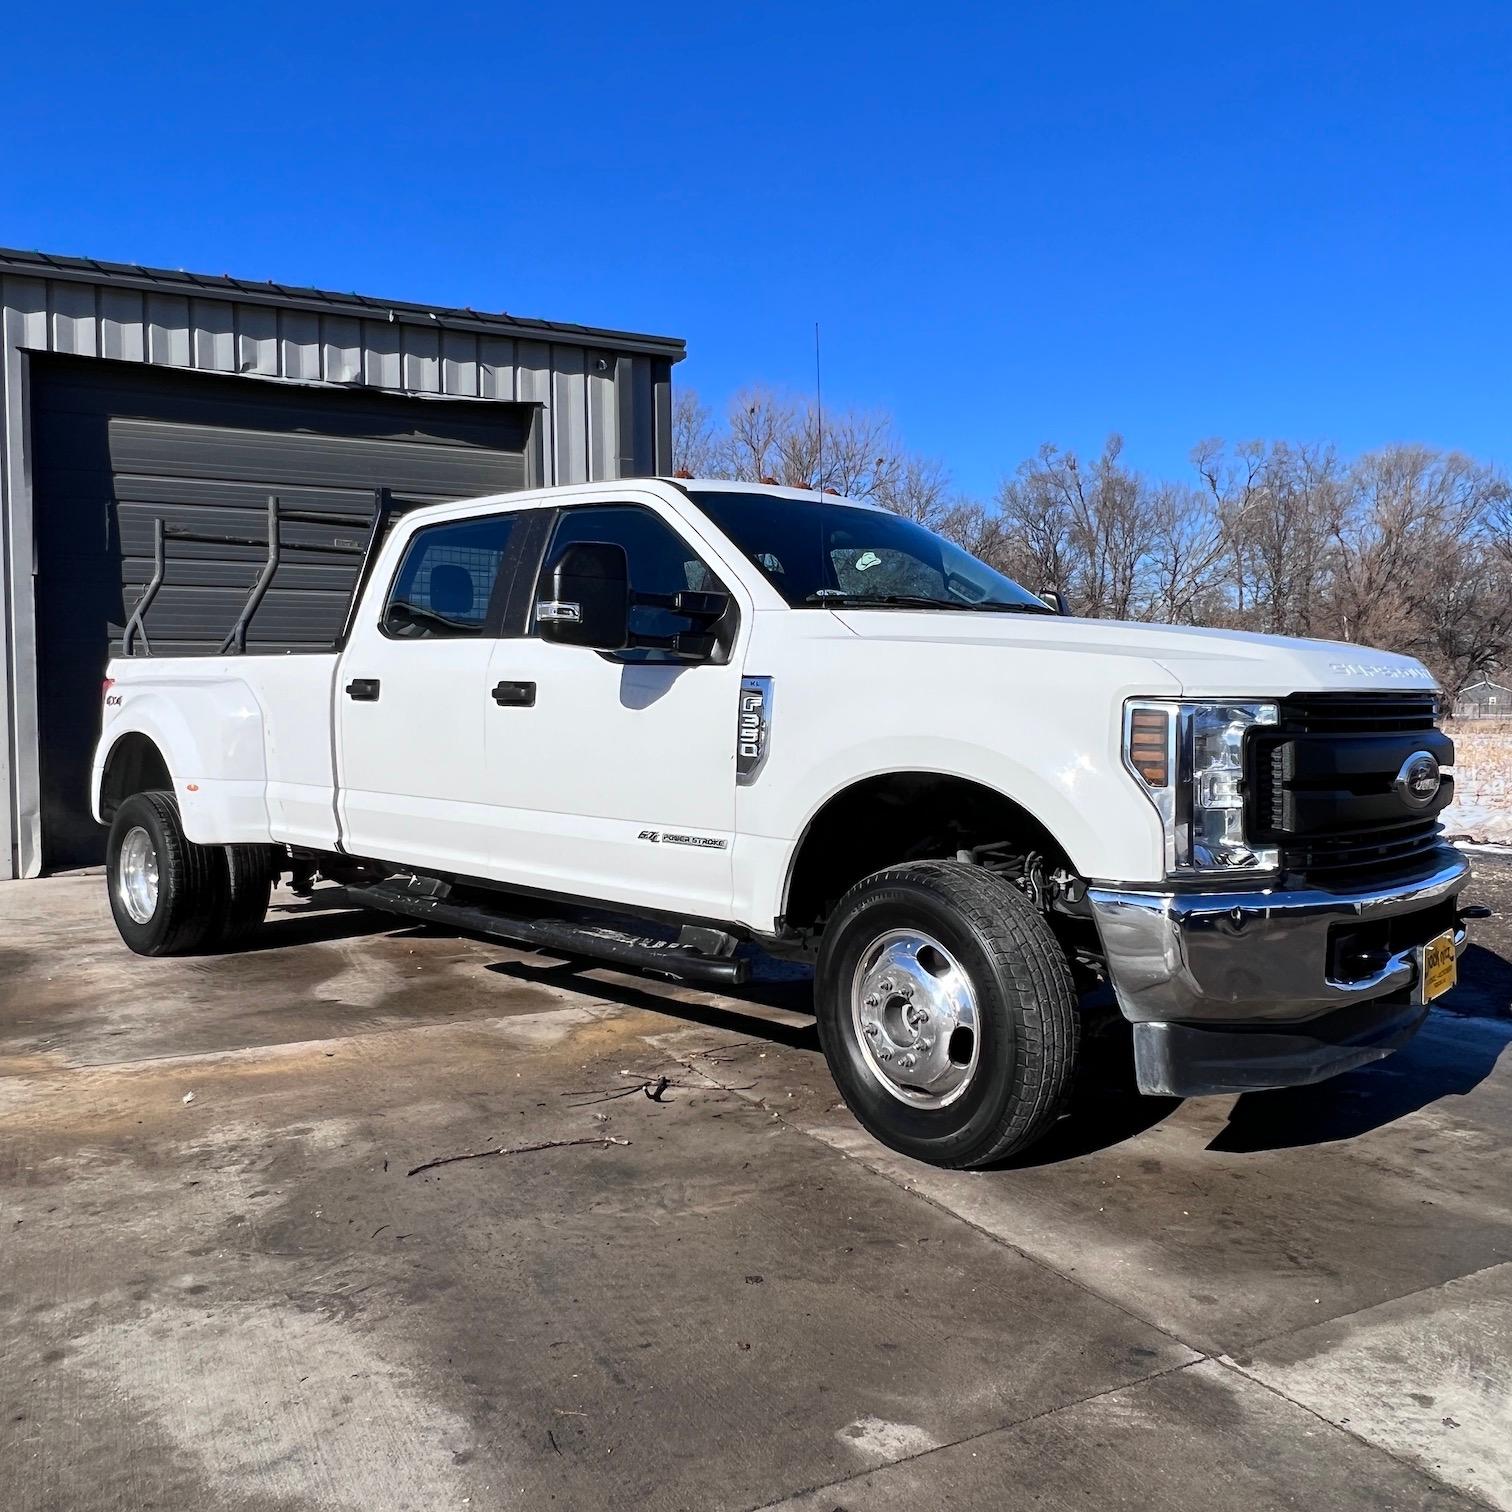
[1209,1012,1512,1155]
[482,952,823,1053]
[989,1020,1185,1168]
[243,899,1512,1166]
[1208,940,1510,1153]
[481,953,1190,1163]
[234,896,397,953]
[485,942,1512,1166]
[481,954,1191,1161]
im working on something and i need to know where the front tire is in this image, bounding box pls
[106,790,228,956]
[815,861,1079,1168]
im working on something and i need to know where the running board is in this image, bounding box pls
[349,883,749,986]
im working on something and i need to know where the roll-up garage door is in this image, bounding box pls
[30,354,534,867]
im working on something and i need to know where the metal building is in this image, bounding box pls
[0,247,684,878]
[1453,679,1512,720]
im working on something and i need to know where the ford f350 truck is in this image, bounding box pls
[92,478,1477,1167]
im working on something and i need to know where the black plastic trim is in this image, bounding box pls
[496,509,557,638]
[350,882,750,985]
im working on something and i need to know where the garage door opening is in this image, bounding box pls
[31,354,535,868]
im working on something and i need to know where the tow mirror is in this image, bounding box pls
[537,541,629,650]
[1039,588,1070,616]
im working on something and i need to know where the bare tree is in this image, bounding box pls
[1192,437,1265,617]
[671,389,721,477]
[994,452,1078,600]
[997,438,1157,618]
[721,386,795,483]
[1327,446,1512,685]
[1201,441,1344,636]
[1489,492,1512,571]
[933,498,1004,560]
[779,404,900,497]
[1146,481,1229,624]
[715,386,926,504]
[876,454,954,527]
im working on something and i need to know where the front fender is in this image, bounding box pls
[734,733,1166,932]
[93,682,270,844]
[804,734,1160,872]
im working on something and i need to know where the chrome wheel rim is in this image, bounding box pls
[850,929,980,1108]
[117,826,160,924]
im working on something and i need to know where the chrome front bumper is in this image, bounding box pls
[1087,847,1472,1095]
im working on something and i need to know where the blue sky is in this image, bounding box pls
[5,2,1509,497]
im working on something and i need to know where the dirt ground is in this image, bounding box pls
[1,856,1509,1512]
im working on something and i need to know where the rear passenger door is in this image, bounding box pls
[336,510,520,875]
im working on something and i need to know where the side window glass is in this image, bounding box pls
[540,505,723,658]
[384,515,515,639]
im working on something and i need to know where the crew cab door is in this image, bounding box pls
[335,509,519,875]
[482,500,746,919]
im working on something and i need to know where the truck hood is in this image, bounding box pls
[830,610,1437,698]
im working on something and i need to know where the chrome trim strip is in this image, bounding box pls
[1121,699,1180,875]
[1093,850,1468,922]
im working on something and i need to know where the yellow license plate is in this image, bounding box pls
[1420,930,1458,1003]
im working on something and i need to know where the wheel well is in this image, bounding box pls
[783,772,1075,934]
[100,733,172,822]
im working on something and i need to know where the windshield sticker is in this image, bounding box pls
[855,551,882,571]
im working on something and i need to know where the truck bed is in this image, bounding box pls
[98,653,343,852]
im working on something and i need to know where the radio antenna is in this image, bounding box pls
[814,320,823,492]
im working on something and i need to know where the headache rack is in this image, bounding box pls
[122,488,395,657]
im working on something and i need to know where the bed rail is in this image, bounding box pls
[122,488,394,657]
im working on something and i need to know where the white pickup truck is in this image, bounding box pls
[92,478,1477,1166]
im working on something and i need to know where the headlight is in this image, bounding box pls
[1123,700,1279,876]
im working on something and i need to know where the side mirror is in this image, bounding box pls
[537,541,629,650]
[1039,588,1070,616]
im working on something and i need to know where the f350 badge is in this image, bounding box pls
[736,676,773,785]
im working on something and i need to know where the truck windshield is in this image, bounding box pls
[687,491,1053,613]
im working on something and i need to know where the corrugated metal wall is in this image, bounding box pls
[0,253,683,877]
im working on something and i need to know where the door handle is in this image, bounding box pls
[345,678,381,702]
[492,680,536,708]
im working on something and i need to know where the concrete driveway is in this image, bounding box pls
[2,856,1509,1512]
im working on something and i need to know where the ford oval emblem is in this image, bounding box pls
[1393,750,1442,810]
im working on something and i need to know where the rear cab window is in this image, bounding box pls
[382,514,516,639]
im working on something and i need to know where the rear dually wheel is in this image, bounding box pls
[106,790,228,957]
